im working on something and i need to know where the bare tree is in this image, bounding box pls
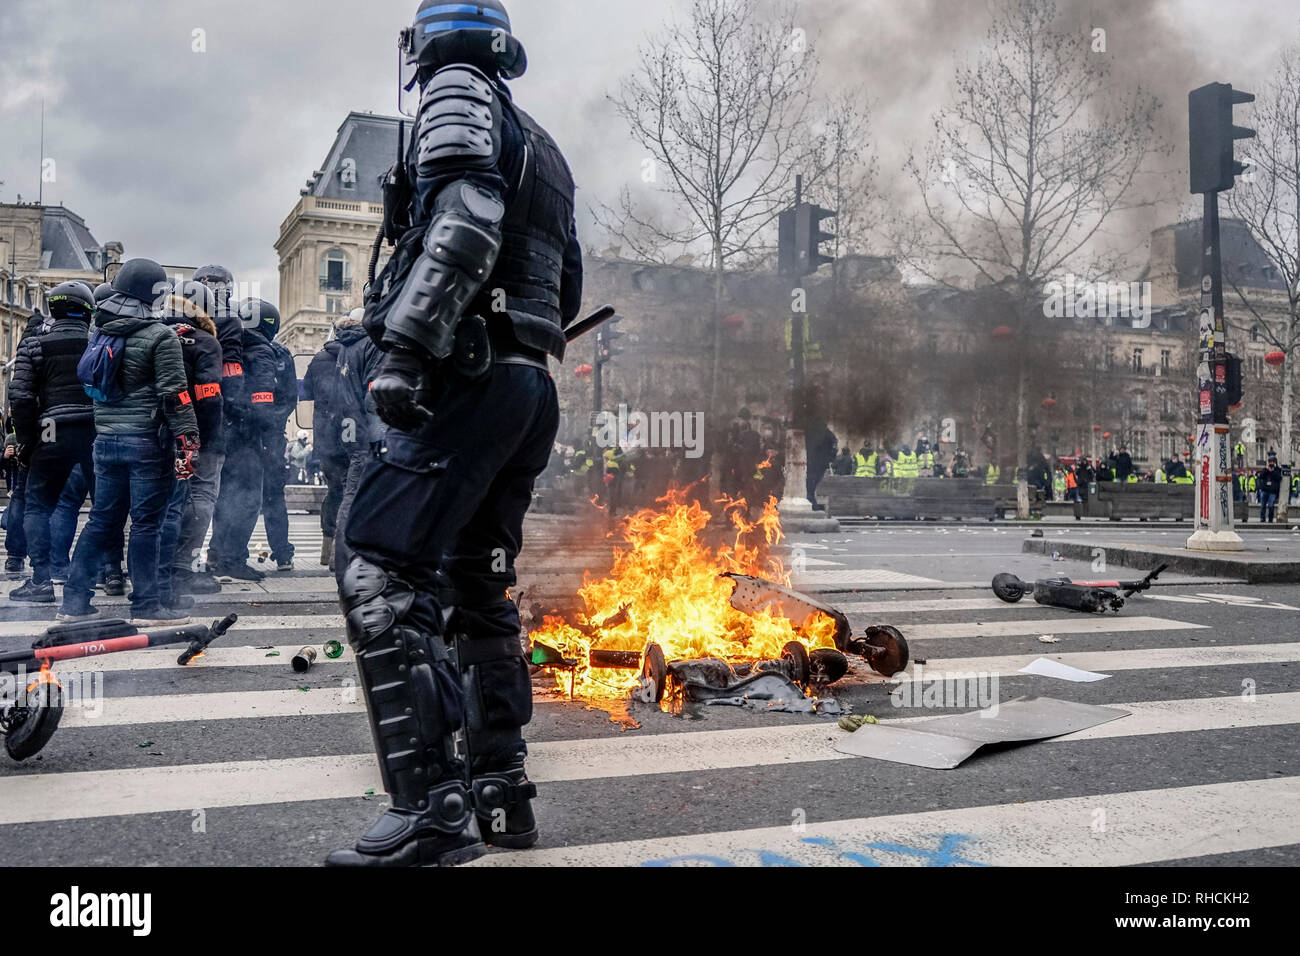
[900,0,1165,516]
[595,0,823,432]
[804,88,877,264]
[1226,38,1300,520]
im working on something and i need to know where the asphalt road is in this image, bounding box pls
[1,515,1297,866]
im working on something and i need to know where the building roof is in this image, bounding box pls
[307,112,404,205]
[39,205,105,271]
[1170,217,1289,292]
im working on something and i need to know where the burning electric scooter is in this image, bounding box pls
[0,614,238,761]
[991,564,1168,613]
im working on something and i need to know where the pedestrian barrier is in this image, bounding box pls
[815,477,1017,520]
[284,484,327,514]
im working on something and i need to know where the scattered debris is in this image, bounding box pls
[833,695,1129,769]
[1038,634,1060,644]
[1018,657,1110,682]
[323,640,344,659]
[291,647,317,672]
[264,650,280,657]
[1031,529,1044,538]
[838,714,878,731]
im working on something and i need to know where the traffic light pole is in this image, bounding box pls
[780,177,812,518]
[1187,189,1243,550]
[593,331,603,416]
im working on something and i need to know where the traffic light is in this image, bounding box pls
[1189,82,1255,194]
[595,315,623,366]
[1223,352,1244,407]
[795,202,836,275]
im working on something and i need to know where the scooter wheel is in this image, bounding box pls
[1,680,64,761]
[864,625,910,677]
[992,573,1026,603]
[781,641,811,687]
[642,643,668,703]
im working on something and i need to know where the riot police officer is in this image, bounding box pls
[328,0,583,867]
[184,265,245,591]
[208,299,283,580]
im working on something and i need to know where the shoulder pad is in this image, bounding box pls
[414,65,501,172]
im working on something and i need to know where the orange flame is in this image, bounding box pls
[531,489,837,698]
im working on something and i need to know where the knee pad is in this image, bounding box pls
[452,602,532,734]
[339,555,415,651]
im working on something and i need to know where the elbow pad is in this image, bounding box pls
[382,182,504,360]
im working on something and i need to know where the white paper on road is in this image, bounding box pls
[1018,656,1111,682]
[833,695,1129,769]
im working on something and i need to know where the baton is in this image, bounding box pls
[564,305,617,343]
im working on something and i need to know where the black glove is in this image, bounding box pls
[371,349,438,432]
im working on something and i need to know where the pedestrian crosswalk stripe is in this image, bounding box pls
[839,597,1041,614]
[897,641,1300,681]
[470,775,1300,867]
[794,569,944,586]
[60,687,367,727]
[0,612,1201,644]
[8,691,1299,825]
[902,615,1204,641]
[0,614,344,639]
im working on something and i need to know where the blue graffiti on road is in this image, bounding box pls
[641,833,988,867]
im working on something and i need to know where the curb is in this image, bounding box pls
[1021,537,1300,584]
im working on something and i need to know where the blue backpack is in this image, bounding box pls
[77,330,128,404]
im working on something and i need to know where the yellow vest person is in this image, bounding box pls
[985,464,1000,485]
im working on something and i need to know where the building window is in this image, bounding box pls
[1250,326,1259,342]
[1132,392,1146,416]
[319,249,352,292]
[1160,431,1179,461]
[1132,348,1143,372]
[1160,349,1171,370]
[325,296,347,315]
[1131,431,1147,461]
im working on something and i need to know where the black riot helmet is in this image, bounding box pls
[176,279,217,318]
[239,298,281,341]
[402,0,527,82]
[45,281,96,321]
[99,258,169,318]
[93,282,113,304]
[193,264,236,313]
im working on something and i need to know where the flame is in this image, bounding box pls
[26,660,62,693]
[531,489,837,698]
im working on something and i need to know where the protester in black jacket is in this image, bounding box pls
[156,286,224,605]
[8,283,96,601]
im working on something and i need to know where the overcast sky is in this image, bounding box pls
[2,0,1295,305]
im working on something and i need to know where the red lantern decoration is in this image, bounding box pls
[1040,397,1057,409]
[1266,350,1286,367]
[992,325,1014,339]
[1103,431,1112,439]
[574,364,593,378]
[722,313,745,329]
[1186,435,1195,444]
[1092,424,1102,431]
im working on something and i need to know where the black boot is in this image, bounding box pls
[472,760,538,849]
[325,780,485,867]
[101,565,125,596]
[9,578,55,603]
[326,557,484,867]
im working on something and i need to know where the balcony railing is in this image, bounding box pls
[320,278,353,292]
